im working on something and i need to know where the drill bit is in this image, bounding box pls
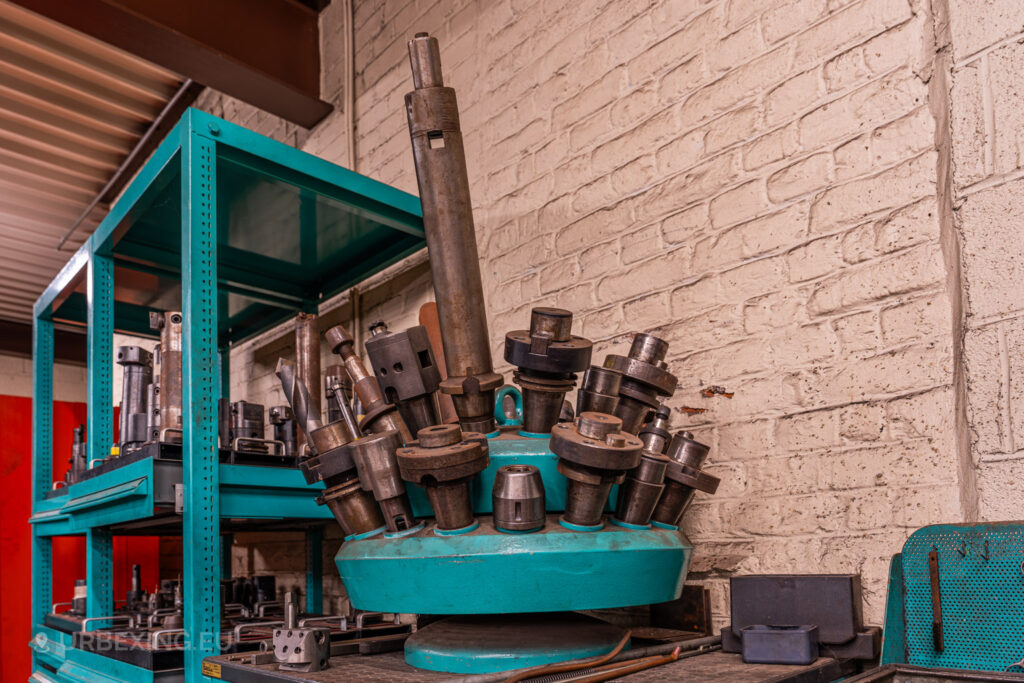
[276,358,324,444]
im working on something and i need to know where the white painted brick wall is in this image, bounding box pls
[188,0,1024,626]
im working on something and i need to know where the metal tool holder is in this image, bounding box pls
[330,33,704,677]
[29,109,426,683]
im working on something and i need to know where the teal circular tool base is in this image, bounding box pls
[610,518,651,530]
[517,429,550,439]
[560,516,604,532]
[433,520,479,536]
[337,514,692,614]
[404,613,629,673]
[651,520,679,531]
[344,526,385,541]
[495,524,544,534]
[384,521,425,539]
[484,430,501,439]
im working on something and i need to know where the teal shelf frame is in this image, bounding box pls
[30,108,425,683]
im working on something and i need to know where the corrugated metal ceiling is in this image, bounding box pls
[0,1,185,322]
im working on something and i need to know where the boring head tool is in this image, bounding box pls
[577,365,623,415]
[504,307,593,435]
[273,591,331,673]
[614,450,669,527]
[150,312,183,441]
[550,412,643,528]
[325,324,413,443]
[396,423,489,531]
[603,333,678,435]
[70,579,87,615]
[639,405,673,455]
[364,320,442,436]
[295,312,322,454]
[350,430,416,533]
[269,405,298,456]
[324,363,353,424]
[117,345,153,453]
[404,32,503,434]
[492,464,546,533]
[650,431,721,527]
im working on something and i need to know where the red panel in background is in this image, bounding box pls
[0,395,162,681]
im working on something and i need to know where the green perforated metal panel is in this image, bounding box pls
[897,523,1024,672]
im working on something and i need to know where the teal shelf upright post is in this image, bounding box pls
[30,314,53,662]
[85,528,113,619]
[181,116,222,682]
[306,526,324,614]
[86,249,114,620]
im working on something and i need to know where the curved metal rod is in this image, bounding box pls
[150,628,186,649]
[502,630,632,683]
[233,620,284,642]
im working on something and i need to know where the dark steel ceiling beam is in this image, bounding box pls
[11,0,333,128]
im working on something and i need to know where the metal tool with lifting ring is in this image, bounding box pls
[333,32,719,676]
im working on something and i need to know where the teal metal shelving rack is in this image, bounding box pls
[30,108,425,683]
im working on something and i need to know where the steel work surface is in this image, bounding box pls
[205,650,859,682]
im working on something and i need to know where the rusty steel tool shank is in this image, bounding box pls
[614,449,669,527]
[577,366,622,415]
[396,424,488,531]
[364,320,442,436]
[326,324,413,443]
[324,364,353,424]
[638,405,672,455]
[276,359,383,536]
[492,464,546,533]
[295,312,322,453]
[350,430,417,533]
[550,412,643,528]
[150,312,183,442]
[650,431,721,527]
[505,307,592,435]
[269,405,298,457]
[604,333,678,435]
[404,33,502,434]
[116,345,152,453]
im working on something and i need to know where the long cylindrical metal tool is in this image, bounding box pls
[150,312,183,442]
[325,324,413,443]
[117,345,153,453]
[276,359,324,445]
[404,33,502,435]
[295,313,322,453]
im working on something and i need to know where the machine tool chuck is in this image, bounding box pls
[650,431,721,527]
[504,307,592,435]
[325,324,413,443]
[405,33,503,434]
[550,412,643,528]
[116,345,153,453]
[638,405,673,455]
[364,321,442,436]
[126,563,146,607]
[350,430,417,533]
[576,365,622,415]
[492,464,546,533]
[396,424,489,532]
[603,333,678,434]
